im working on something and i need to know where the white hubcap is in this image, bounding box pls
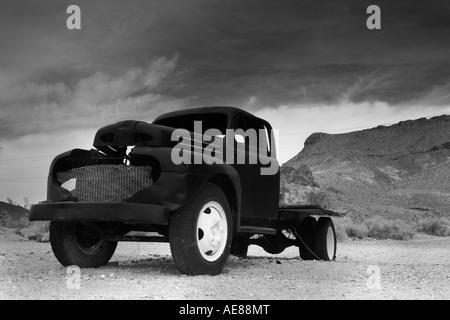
[197,201,228,262]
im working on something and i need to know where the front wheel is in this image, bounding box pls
[169,183,233,275]
[50,221,117,268]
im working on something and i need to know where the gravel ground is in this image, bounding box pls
[1,228,449,300]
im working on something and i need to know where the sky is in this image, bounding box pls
[1,0,450,205]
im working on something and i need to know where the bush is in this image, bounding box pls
[365,216,414,240]
[340,215,415,240]
[1,215,30,229]
[417,217,450,236]
[18,221,50,242]
[1,214,50,242]
[332,218,348,242]
[345,222,369,239]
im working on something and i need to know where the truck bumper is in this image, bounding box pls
[29,201,170,225]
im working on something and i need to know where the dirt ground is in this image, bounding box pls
[0,228,449,300]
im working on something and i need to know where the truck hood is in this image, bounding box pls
[94,120,178,151]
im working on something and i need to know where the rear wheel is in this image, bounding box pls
[314,217,336,261]
[169,183,233,275]
[50,221,117,268]
[296,216,317,260]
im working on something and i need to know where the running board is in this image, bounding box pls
[103,235,169,242]
[238,226,277,235]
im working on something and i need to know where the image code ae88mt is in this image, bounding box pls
[222,304,270,315]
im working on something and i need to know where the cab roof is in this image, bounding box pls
[152,106,256,123]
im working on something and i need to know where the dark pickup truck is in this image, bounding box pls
[30,106,341,275]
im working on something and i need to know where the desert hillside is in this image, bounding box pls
[280,115,450,221]
[0,201,29,221]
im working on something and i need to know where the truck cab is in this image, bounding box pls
[154,107,280,223]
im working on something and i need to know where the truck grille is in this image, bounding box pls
[56,164,152,203]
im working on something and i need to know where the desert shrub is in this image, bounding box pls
[345,221,369,239]
[417,217,450,236]
[332,218,348,242]
[365,216,414,240]
[339,216,415,240]
[1,215,31,229]
[1,214,50,242]
[18,221,50,242]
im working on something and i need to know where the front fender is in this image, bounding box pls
[127,162,242,217]
[131,146,242,213]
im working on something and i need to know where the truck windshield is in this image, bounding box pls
[154,113,228,135]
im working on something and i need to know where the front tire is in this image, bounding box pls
[50,221,117,268]
[169,183,233,275]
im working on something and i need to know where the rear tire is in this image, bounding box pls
[169,183,233,275]
[314,217,336,261]
[296,216,316,260]
[50,221,117,268]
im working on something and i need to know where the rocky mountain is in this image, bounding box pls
[280,115,450,222]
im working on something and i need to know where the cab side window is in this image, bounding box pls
[233,115,271,155]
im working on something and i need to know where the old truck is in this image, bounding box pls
[30,106,340,275]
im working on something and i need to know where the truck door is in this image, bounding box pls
[231,114,280,220]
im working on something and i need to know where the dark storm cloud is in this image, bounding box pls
[0,55,183,138]
[154,0,450,108]
[1,0,450,138]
